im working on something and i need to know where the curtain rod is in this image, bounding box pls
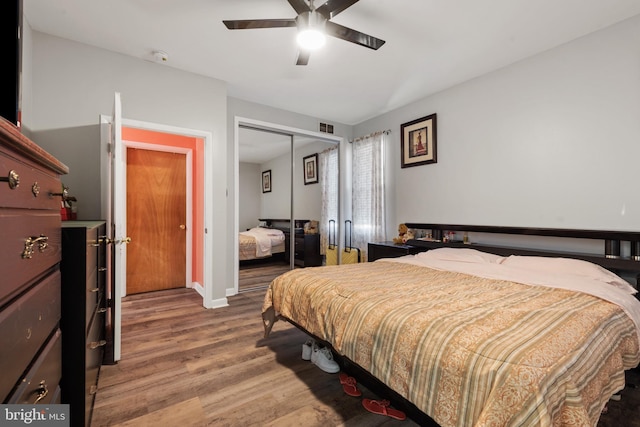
[349,129,391,143]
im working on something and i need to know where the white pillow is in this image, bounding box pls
[415,247,505,264]
[500,255,637,295]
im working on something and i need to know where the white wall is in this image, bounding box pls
[24,29,229,303]
[292,140,334,221]
[354,14,640,239]
[238,162,261,231]
[258,140,333,222]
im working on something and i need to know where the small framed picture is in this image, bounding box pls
[401,113,437,168]
[303,153,318,185]
[262,170,272,193]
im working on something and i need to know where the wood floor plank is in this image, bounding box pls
[114,397,205,427]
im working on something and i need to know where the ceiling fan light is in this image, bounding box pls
[297,29,326,50]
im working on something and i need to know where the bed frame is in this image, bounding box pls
[405,223,640,288]
[259,218,309,232]
[264,224,640,425]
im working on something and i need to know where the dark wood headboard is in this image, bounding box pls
[259,218,309,230]
[404,223,640,286]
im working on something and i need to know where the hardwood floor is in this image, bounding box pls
[92,270,640,427]
[238,260,290,293]
[93,270,415,426]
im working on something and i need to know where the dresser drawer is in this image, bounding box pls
[7,328,62,405]
[85,268,101,331]
[0,149,62,211]
[0,271,61,401]
[0,210,61,307]
[85,312,105,418]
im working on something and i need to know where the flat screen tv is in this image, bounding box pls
[1,0,21,127]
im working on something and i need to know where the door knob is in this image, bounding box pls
[104,236,131,245]
[179,224,186,230]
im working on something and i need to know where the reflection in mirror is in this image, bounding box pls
[292,137,338,269]
[238,127,292,293]
[237,126,340,293]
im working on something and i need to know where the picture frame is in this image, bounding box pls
[262,170,272,193]
[303,153,319,185]
[401,113,437,168]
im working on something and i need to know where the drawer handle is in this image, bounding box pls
[98,267,107,272]
[0,169,19,189]
[97,307,108,313]
[90,287,100,293]
[22,235,49,259]
[89,340,107,350]
[33,380,48,404]
[49,185,69,198]
[32,182,40,197]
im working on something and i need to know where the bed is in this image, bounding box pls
[261,225,640,427]
[239,227,286,261]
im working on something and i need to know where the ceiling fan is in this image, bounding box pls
[223,0,385,65]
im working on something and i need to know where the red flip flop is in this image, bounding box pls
[339,372,362,397]
[362,398,406,421]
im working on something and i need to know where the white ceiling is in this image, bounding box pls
[23,0,640,128]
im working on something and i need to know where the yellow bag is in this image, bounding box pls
[325,219,338,265]
[341,220,360,264]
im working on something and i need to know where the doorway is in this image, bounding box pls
[100,107,214,362]
[126,148,187,294]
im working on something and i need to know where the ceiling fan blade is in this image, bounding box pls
[223,19,296,30]
[296,50,310,66]
[325,21,385,50]
[287,0,311,15]
[316,0,360,19]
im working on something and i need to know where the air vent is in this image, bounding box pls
[319,122,334,134]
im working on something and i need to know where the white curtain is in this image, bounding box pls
[319,145,339,255]
[352,131,386,260]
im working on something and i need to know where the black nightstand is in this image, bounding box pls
[368,241,426,262]
[285,232,322,267]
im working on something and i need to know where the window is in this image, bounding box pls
[352,132,386,256]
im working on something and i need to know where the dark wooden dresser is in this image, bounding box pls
[368,241,426,262]
[285,231,322,267]
[0,117,69,404]
[61,221,108,427]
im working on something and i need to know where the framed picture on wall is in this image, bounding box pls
[401,113,437,168]
[262,170,272,193]
[303,153,318,185]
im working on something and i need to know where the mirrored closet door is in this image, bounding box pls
[236,123,341,293]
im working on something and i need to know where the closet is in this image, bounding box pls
[236,122,341,290]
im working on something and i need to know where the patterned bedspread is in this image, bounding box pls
[239,233,284,260]
[239,233,260,260]
[262,261,640,427]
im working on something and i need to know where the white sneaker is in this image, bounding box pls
[302,339,315,361]
[310,345,340,373]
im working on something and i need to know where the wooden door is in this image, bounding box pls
[106,92,124,362]
[126,148,186,294]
